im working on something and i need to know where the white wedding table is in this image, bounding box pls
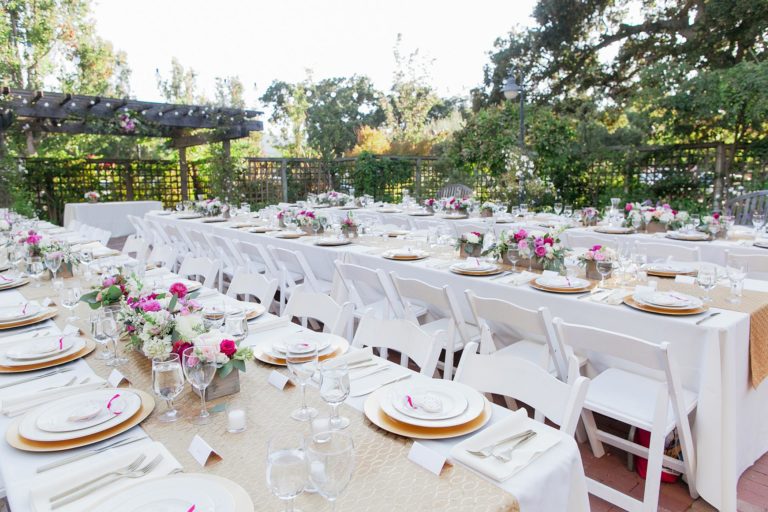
[147,211,768,511]
[63,200,163,237]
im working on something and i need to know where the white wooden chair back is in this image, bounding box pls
[270,246,324,293]
[237,241,277,276]
[455,341,588,435]
[352,313,443,376]
[283,284,352,336]
[454,223,488,238]
[147,244,177,271]
[226,271,278,310]
[334,262,400,318]
[634,241,701,263]
[725,250,768,280]
[178,256,219,288]
[145,219,171,246]
[121,235,149,261]
[565,232,612,250]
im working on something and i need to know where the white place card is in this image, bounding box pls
[107,369,130,388]
[267,370,291,390]
[188,434,222,467]
[675,275,697,285]
[408,442,448,476]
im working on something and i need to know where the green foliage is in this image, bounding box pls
[348,152,415,202]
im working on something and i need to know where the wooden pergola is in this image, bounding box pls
[0,87,263,200]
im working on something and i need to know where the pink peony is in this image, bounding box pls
[172,340,193,359]
[625,203,633,212]
[102,276,116,287]
[517,240,528,251]
[594,252,605,261]
[220,339,237,358]
[712,212,720,220]
[535,245,547,257]
[169,282,188,299]
[513,229,528,242]
[591,244,602,251]
[140,299,161,312]
[543,237,554,246]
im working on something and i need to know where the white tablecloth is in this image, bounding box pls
[148,211,768,511]
[64,201,163,237]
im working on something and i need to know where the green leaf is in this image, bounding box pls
[218,361,233,378]
[232,359,246,373]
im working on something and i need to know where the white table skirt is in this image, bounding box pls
[148,212,768,511]
[64,201,163,237]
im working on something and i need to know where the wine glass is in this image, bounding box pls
[519,203,529,218]
[319,362,350,430]
[726,262,747,304]
[182,346,218,425]
[596,260,613,288]
[10,244,25,278]
[27,257,44,288]
[100,311,126,367]
[59,286,81,323]
[554,202,563,216]
[286,341,319,422]
[311,218,321,237]
[305,431,355,511]
[224,309,248,342]
[691,214,701,232]
[152,354,185,423]
[696,264,717,303]
[506,245,520,273]
[723,214,736,239]
[564,205,573,218]
[752,212,765,237]
[90,310,112,360]
[44,252,62,281]
[266,433,308,512]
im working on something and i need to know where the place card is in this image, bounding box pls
[107,369,131,388]
[408,442,449,476]
[188,434,222,467]
[675,275,696,285]
[268,370,291,390]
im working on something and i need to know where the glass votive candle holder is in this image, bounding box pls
[226,401,247,433]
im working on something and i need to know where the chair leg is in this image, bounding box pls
[581,409,606,457]
[641,429,666,512]
[627,425,636,471]
[443,349,454,381]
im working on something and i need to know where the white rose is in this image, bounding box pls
[465,233,480,244]
[142,336,172,358]
[175,314,205,340]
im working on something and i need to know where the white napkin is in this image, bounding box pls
[248,315,291,333]
[1,378,107,416]
[30,441,181,512]
[450,409,562,482]
[71,241,101,252]
[498,271,538,286]
[602,289,632,305]
[325,346,372,368]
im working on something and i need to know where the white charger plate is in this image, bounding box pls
[391,384,469,420]
[535,276,590,289]
[91,475,236,512]
[0,338,84,367]
[4,336,75,361]
[0,304,42,322]
[383,249,428,258]
[634,291,702,309]
[379,380,484,428]
[36,392,129,433]
[595,226,634,234]
[21,389,140,441]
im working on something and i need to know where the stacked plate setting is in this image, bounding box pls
[364,379,491,439]
[0,335,84,369]
[0,275,29,291]
[314,237,351,247]
[595,226,634,234]
[625,290,706,315]
[254,332,348,365]
[449,261,503,276]
[666,231,710,241]
[382,248,428,261]
[530,275,592,293]
[643,263,697,278]
[0,303,57,332]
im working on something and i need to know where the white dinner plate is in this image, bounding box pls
[379,380,485,428]
[666,231,710,241]
[535,276,590,289]
[387,230,410,236]
[383,249,428,259]
[378,208,402,213]
[0,304,42,322]
[450,261,497,272]
[315,238,351,246]
[0,338,84,367]
[391,383,469,421]
[644,263,697,274]
[4,336,75,361]
[36,391,131,433]
[271,337,332,355]
[20,389,140,441]
[91,475,236,512]
[633,291,703,309]
[595,226,634,234]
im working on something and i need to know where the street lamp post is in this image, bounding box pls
[503,71,526,203]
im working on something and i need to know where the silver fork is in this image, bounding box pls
[493,431,538,462]
[39,376,77,391]
[51,454,162,508]
[465,429,535,458]
[49,454,147,502]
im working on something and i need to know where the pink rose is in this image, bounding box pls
[517,240,528,251]
[172,341,193,358]
[102,276,116,287]
[535,245,547,257]
[591,244,602,251]
[712,212,720,220]
[185,354,200,367]
[543,237,554,246]
[140,299,161,312]
[220,339,237,358]
[169,282,188,299]
[625,203,632,212]
[594,252,605,261]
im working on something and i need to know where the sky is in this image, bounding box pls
[92,0,539,109]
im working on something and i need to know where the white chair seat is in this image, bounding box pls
[585,368,697,432]
[420,318,479,349]
[496,339,548,363]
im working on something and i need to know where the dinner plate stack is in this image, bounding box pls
[253,332,349,366]
[6,388,155,451]
[364,380,491,439]
[624,290,707,315]
[437,213,468,220]
[314,237,352,247]
[594,226,634,234]
[0,334,95,373]
[529,275,593,294]
[666,231,710,241]
[449,261,503,276]
[387,229,410,237]
[271,231,303,239]
[378,208,402,213]
[0,275,30,291]
[0,303,58,332]
[382,248,429,261]
[406,210,434,217]
[248,226,275,233]
[643,263,697,278]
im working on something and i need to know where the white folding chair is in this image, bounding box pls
[377,213,412,229]
[390,273,480,380]
[126,215,146,240]
[226,271,278,311]
[147,244,177,271]
[452,222,488,238]
[145,218,172,247]
[554,319,699,511]
[203,232,244,291]
[283,284,352,336]
[67,219,83,231]
[465,290,571,381]
[269,246,332,314]
[352,312,444,377]
[411,218,444,231]
[236,240,272,276]
[455,341,589,436]
[177,256,219,288]
[566,231,614,250]
[121,235,149,261]
[634,241,701,263]
[725,249,768,280]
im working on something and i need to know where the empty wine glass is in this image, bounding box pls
[89,310,112,360]
[319,363,350,430]
[100,310,127,367]
[286,341,319,421]
[59,286,81,323]
[696,264,717,303]
[152,353,185,423]
[182,346,218,425]
[554,202,563,216]
[27,257,44,288]
[563,205,573,217]
[507,245,520,273]
[726,263,747,304]
[596,260,613,288]
[305,431,355,511]
[267,433,308,512]
[752,213,765,237]
[44,252,62,281]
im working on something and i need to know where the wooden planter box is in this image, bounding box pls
[301,225,324,236]
[458,242,482,259]
[585,260,611,280]
[515,256,544,271]
[193,370,240,400]
[480,209,494,218]
[342,227,358,238]
[645,222,667,234]
[57,262,75,279]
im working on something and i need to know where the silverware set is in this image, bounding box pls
[36,436,147,473]
[466,429,537,462]
[0,367,73,390]
[696,311,721,325]
[350,373,411,397]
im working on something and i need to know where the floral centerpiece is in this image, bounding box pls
[623,203,643,229]
[317,191,350,207]
[423,198,437,213]
[40,240,79,277]
[441,196,472,215]
[480,202,496,218]
[196,198,223,217]
[578,244,616,280]
[581,207,600,226]
[641,204,688,232]
[508,228,566,271]
[455,231,484,258]
[84,191,100,204]
[80,273,130,310]
[17,230,43,257]
[699,212,724,238]
[340,213,358,238]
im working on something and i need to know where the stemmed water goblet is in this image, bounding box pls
[100,310,127,366]
[59,285,81,323]
[152,353,185,423]
[752,212,765,238]
[182,346,218,425]
[554,202,563,216]
[305,431,355,512]
[726,262,746,304]
[319,362,351,429]
[266,433,308,512]
[27,257,45,288]
[286,341,319,421]
[691,214,701,233]
[596,260,613,288]
[696,264,717,303]
[45,252,62,282]
[90,310,113,360]
[563,205,573,218]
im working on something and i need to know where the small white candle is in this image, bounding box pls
[227,409,246,433]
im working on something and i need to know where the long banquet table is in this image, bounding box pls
[0,254,590,511]
[147,210,768,511]
[63,200,163,237]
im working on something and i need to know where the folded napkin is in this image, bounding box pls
[498,271,538,286]
[1,377,107,416]
[450,409,562,482]
[143,267,170,278]
[30,441,182,512]
[247,315,291,333]
[325,346,373,368]
[71,241,102,252]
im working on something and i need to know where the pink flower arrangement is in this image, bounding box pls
[169,282,188,299]
[579,244,615,263]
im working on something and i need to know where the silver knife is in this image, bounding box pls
[0,367,73,390]
[36,436,147,473]
[350,365,391,381]
[696,311,721,325]
[350,374,411,397]
[0,324,51,339]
